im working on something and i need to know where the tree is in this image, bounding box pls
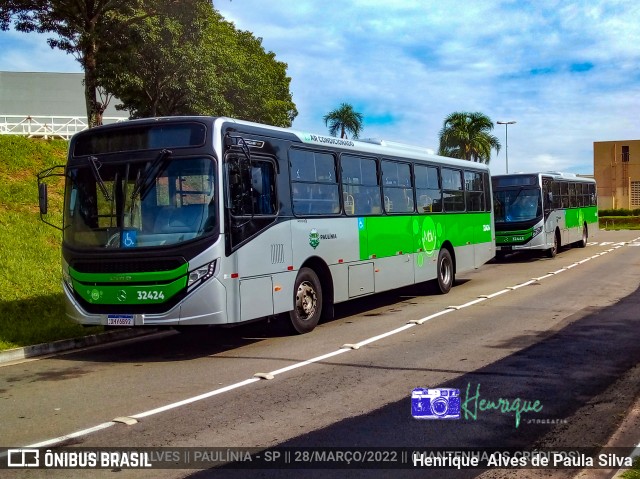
[98,1,226,119]
[323,103,364,139]
[98,3,297,126]
[219,28,297,126]
[0,1,157,127]
[438,111,501,163]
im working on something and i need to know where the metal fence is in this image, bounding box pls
[0,115,126,140]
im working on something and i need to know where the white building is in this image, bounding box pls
[0,71,128,139]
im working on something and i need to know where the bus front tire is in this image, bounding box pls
[546,231,560,258]
[289,267,322,334]
[435,248,454,294]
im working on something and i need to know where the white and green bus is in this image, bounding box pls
[38,117,495,334]
[492,172,598,259]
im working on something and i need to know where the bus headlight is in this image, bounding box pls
[532,226,543,238]
[188,260,217,287]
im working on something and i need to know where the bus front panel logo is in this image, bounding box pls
[309,229,320,249]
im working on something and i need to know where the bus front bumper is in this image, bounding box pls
[63,278,229,327]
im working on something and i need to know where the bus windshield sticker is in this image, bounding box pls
[243,139,264,149]
[299,133,355,148]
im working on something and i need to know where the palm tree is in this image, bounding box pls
[438,111,501,163]
[323,103,364,139]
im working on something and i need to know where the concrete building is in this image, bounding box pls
[593,140,640,210]
[0,71,127,139]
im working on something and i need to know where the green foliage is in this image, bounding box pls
[323,103,364,139]
[599,208,640,216]
[99,1,297,127]
[599,208,640,229]
[0,136,102,350]
[438,111,501,163]
[621,456,640,479]
[598,217,640,230]
[2,2,297,127]
[0,1,153,126]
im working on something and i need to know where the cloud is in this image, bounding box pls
[2,0,639,175]
[0,30,80,73]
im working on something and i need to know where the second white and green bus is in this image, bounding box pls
[492,172,598,259]
[38,116,495,334]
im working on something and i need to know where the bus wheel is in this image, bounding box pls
[435,248,454,294]
[289,267,322,334]
[546,231,560,258]
[577,225,588,248]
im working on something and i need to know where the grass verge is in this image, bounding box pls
[599,216,640,231]
[0,136,102,351]
[622,456,640,479]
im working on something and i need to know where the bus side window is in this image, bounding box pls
[382,159,413,213]
[551,181,561,209]
[415,165,442,213]
[228,157,276,216]
[442,168,464,212]
[589,183,597,205]
[290,148,339,216]
[250,162,276,215]
[341,154,380,216]
[464,171,484,212]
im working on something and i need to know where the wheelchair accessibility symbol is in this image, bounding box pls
[121,230,137,248]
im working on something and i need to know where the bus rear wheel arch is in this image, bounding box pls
[289,267,323,334]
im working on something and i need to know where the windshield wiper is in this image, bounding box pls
[131,149,172,200]
[88,156,111,201]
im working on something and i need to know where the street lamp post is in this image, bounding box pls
[497,121,516,173]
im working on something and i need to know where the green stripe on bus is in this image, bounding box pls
[496,231,533,245]
[358,213,493,261]
[565,206,598,228]
[72,276,187,305]
[69,263,189,283]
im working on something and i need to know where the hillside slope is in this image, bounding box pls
[0,136,101,350]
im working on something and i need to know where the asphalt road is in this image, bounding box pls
[1,229,639,479]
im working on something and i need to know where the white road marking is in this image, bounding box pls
[13,239,633,449]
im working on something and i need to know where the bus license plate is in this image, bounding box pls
[107,314,134,326]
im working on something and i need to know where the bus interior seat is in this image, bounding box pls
[384,195,393,212]
[343,193,355,215]
[420,195,433,213]
[153,204,205,233]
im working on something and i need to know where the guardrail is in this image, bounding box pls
[0,115,127,140]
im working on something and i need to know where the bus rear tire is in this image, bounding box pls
[435,248,454,294]
[289,267,322,334]
[577,225,588,248]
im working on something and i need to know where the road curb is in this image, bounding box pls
[0,328,159,364]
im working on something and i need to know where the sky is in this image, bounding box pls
[1,0,639,174]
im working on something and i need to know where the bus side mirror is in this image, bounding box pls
[36,165,65,231]
[39,183,48,215]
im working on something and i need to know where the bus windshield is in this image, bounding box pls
[63,156,217,249]
[493,188,542,223]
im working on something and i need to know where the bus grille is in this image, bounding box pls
[71,258,186,274]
